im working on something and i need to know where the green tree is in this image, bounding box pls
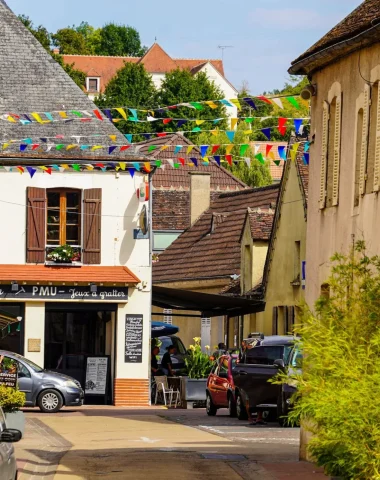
[156,69,227,140]
[95,62,157,138]
[280,241,380,479]
[52,28,90,54]
[97,23,146,56]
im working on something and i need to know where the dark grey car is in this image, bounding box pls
[0,406,21,480]
[0,351,84,413]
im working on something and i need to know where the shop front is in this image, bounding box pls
[0,265,151,406]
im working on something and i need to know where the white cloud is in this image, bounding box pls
[249,8,340,30]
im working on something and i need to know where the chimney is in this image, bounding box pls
[189,172,211,225]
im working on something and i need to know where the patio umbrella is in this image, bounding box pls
[151,321,179,338]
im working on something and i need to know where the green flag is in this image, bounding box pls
[286,96,300,109]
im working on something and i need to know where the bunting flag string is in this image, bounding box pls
[0,141,310,178]
[1,123,310,151]
[0,95,306,125]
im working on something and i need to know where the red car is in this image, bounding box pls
[206,354,238,417]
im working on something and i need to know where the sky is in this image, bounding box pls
[7,0,362,94]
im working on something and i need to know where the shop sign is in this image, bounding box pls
[0,285,129,302]
[0,356,17,388]
[125,314,143,363]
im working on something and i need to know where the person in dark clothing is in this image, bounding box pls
[151,346,161,377]
[161,345,176,376]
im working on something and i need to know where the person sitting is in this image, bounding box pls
[213,342,227,359]
[161,345,176,376]
[151,346,162,377]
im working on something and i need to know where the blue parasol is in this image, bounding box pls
[151,321,179,338]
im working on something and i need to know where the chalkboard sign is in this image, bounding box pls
[0,356,17,388]
[125,314,143,363]
[85,356,109,396]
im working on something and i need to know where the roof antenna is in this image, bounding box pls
[218,45,233,62]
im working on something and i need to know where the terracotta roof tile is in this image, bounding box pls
[252,142,287,182]
[291,0,380,69]
[139,43,178,73]
[0,265,140,285]
[153,184,279,283]
[247,209,275,240]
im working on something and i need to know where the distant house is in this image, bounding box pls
[63,43,238,117]
[252,142,288,184]
[136,133,247,252]
[153,183,279,349]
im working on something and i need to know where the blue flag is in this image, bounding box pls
[103,109,113,122]
[294,119,303,134]
[303,153,310,165]
[128,168,135,178]
[243,98,257,110]
[220,99,233,107]
[108,146,117,154]
[200,145,209,158]
[190,157,198,167]
[174,145,183,154]
[278,146,287,160]
[213,156,221,166]
[26,167,36,178]
[142,134,151,140]
[20,144,28,151]
[177,120,187,128]
[129,108,138,119]
[261,128,271,140]
[304,142,310,152]
[125,134,133,143]
[133,162,141,171]
[226,131,236,142]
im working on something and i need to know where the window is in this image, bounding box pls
[158,337,186,356]
[326,98,336,207]
[163,309,173,325]
[243,245,253,293]
[354,108,364,207]
[359,85,371,197]
[272,307,278,335]
[367,83,379,193]
[294,241,301,281]
[87,78,99,92]
[17,362,31,378]
[153,231,182,252]
[47,190,81,247]
[246,346,290,365]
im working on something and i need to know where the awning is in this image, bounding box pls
[152,286,265,318]
[0,310,20,337]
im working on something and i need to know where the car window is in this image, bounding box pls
[0,407,6,431]
[245,346,285,365]
[17,362,31,378]
[10,353,43,372]
[291,350,303,368]
[158,337,186,356]
[219,357,229,375]
[231,358,237,370]
[210,361,218,375]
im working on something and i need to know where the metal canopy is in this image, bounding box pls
[152,286,265,318]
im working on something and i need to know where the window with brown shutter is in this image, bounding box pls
[272,307,278,335]
[83,189,102,264]
[26,187,46,264]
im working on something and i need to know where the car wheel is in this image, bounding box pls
[228,394,237,417]
[38,389,63,413]
[206,393,217,416]
[236,393,248,420]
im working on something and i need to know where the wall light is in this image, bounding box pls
[11,281,18,292]
[90,283,97,293]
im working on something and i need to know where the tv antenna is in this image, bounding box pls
[218,45,233,61]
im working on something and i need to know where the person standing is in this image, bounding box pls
[161,345,176,376]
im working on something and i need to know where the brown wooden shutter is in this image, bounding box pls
[83,188,102,264]
[26,187,46,264]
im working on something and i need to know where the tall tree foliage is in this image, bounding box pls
[19,15,86,89]
[97,24,146,56]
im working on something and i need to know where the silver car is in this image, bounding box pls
[0,406,21,480]
[0,351,84,413]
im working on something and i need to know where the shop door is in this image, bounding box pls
[0,304,24,355]
[45,309,112,388]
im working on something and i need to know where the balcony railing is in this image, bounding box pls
[45,246,82,265]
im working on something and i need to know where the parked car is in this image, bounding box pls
[0,405,22,480]
[232,336,295,421]
[0,351,84,413]
[206,354,238,417]
[156,336,187,374]
[277,346,302,426]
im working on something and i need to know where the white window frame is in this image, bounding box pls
[86,77,100,93]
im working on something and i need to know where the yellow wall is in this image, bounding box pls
[248,159,307,335]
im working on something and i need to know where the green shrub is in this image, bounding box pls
[0,385,25,413]
[184,337,214,379]
[281,241,380,479]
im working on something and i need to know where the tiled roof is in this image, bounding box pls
[0,265,140,285]
[63,43,225,93]
[152,190,189,231]
[269,163,284,182]
[141,134,247,190]
[290,0,380,73]
[0,2,130,159]
[247,208,275,241]
[153,184,279,283]
[252,142,287,182]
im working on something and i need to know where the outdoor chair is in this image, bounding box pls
[154,376,180,407]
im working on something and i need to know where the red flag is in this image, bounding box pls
[80,118,92,122]
[278,117,287,136]
[211,145,220,154]
[32,144,40,150]
[17,166,24,173]
[93,110,104,120]
[178,157,185,166]
[257,95,272,104]
[96,163,105,168]
[266,144,273,157]
[120,145,131,151]
[157,133,167,137]
[46,168,52,175]
[163,118,172,124]
[144,162,151,172]
[167,105,177,110]
[226,155,233,166]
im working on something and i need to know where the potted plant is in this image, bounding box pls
[46,244,79,264]
[0,385,26,436]
[181,337,214,408]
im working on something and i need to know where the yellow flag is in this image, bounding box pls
[39,166,48,171]
[109,135,117,142]
[59,111,68,119]
[85,165,94,171]
[244,130,252,135]
[268,151,275,161]
[6,116,16,123]
[210,130,219,136]
[60,164,69,170]
[2,143,10,150]
[187,145,194,154]
[31,112,43,123]
[205,101,218,109]
[230,118,238,130]
[226,144,234,155]
[161,145,169,151]
[92,146,103,151]
[230,99,241,110]
[66,144,77,151]
[195,120,205,125]
[119,162,126,171]
[115,108,127,120]
[203,157,209,163]
[290,143,300,161]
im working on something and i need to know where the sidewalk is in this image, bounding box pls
[15,408,328,479]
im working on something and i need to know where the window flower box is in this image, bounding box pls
[45,245,81,265]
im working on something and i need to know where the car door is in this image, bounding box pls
[214,357,229,407]
[207,362,219,405]
[16,360,34,404]
[0,407,14,480]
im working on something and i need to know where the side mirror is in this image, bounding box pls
[273,359,285,369]
[0,428,22,443]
